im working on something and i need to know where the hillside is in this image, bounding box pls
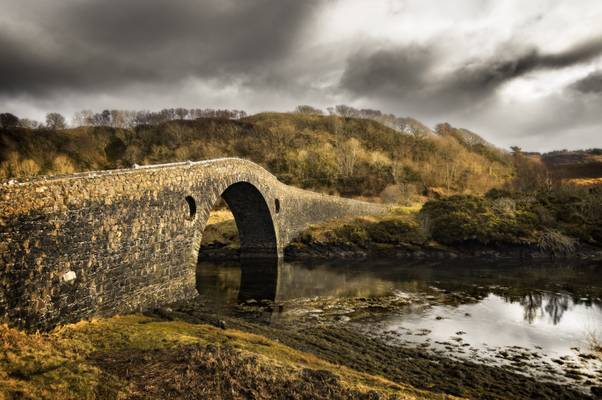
[0,113,513,200]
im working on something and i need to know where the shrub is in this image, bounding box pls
[420,195,489,244]
[52,155,76,174]
[365,217,423,244]
[332,223,369,245]
[536,229,577,255]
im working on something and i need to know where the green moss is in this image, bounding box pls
[1,316,440,400]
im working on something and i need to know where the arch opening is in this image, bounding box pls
[198,181,278,261]
[185,195,197,220]
[221,182,278,258]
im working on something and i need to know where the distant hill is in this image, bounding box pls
[541,149,602,185]
[0,112,513,200]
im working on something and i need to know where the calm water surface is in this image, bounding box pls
[196,258,602,390]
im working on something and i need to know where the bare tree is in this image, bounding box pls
[46,112,66,129]
[510,146,551,191]
[17,118,41,129]
[72,110,94,127]
[337,138,361,176]
[335,104,358,118]
[92,110,111,126]
[294,105,324,115]
[0,113,19,128]
[175,108,189,120]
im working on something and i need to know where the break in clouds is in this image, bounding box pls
[1,0,602,151]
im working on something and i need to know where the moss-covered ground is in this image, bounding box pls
[0,315,449,400]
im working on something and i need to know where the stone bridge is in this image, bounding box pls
[0,158,387,329]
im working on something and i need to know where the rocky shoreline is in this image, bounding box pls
[162,293,602,400]
[202,242,602,262]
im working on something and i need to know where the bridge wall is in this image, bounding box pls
[0,158,386,328]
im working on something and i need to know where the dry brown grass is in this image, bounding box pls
[564,177,602,187]
[202,208,239,250]
[205,208,235,225]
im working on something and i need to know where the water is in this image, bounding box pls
[195,258,602,390]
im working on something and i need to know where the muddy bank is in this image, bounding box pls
[283,242,602,261]
[201,242,602,261]
[153,304,599,400]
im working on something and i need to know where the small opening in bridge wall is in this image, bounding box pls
[275,199,280,214]
[185,196,197,220]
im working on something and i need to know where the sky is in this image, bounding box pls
[1,0,602,151]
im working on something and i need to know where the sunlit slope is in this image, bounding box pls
[0,113,513,197]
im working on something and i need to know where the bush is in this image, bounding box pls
[536,229,577,255]
[365,218,423,244]
[332,223,370,245]
[420,195,489,244]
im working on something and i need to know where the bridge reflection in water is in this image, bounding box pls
[195,258,602,327]
[196,258,280,305]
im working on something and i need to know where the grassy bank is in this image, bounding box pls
[3,309,596,400]
[0,315,447,400]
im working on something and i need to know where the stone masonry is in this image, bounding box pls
[0,158,387,329]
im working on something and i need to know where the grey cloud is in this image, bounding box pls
[570,70,602,94]
[339,37,602,113]
[453,38,602,91]
[0,0,320,96]
[339,45,435,98]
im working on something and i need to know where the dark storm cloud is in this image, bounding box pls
[339,37,602,111]
[570,70,602,94]
[338,45,436,98]
[0,0,320,96]
[453,37,602,91]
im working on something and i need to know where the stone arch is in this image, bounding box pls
[208,181,279,259]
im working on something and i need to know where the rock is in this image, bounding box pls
[154,307,174,321]
[61,270,77,283]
